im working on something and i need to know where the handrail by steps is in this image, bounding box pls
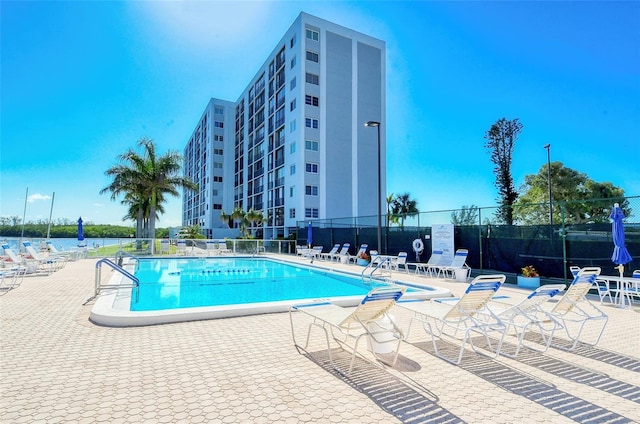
[361,257,393,281]
[95,258,139,302]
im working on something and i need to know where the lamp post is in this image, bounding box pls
[544,144,553,226]
[365,121,382,254]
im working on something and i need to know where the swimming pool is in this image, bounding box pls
[90,256,451,327]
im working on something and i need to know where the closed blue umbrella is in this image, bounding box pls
[610,203,632,276]
[307,222,313,247]
[77,217,85,247]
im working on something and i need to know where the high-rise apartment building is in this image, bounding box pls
[183,12,386,239]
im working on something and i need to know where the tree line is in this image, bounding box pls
[0,222,169,238]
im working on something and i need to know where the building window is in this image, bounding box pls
[306,51,319,63]
[213,176,223,182]
[305,185,318,196]
[290,55,296,68]
[290,77,296,90]
[305,118,319,129]
[290,34,296,48]
[289,208,296,218]
[214,148,224,155]
[215,121,224,128]
[289,186,295,197]
[305,95,319,106]
[213,204,222,210]
[305,73,319,85]
[214,135,224,142]
[290,119,296,132]
[306,29,319,41]
[305,139,319,151]
[290,164,296,175]
[305,162,318,173]
[305,208,319,218]
[214,106,224,114]
[290,99,296,111]
[290,142,296,154]
[214,162,223,169]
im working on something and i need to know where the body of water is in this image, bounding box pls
[1,237,123,253]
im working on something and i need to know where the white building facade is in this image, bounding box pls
[183,12,386,239]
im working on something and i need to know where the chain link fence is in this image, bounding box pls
[298,196,639,280]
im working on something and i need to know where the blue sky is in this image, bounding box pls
[2,1,639,228]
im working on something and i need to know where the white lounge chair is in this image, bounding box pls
[573,265,613,304]
[389,251,411,273]
[24,241,66,270]
[398,274,507,365]
[44,240,79,261]
[320,244,340,261]
[414,249,444,276]
[2,243,53,274]
[303,246,323,260]
[436,249,469,279]
[488,284,566,357]
[331,243,350,262]
[160,239,171,255]
[542,267,608,351]
[176,240,188,255]
[348,244,368,264]
[0,265,26,294]
[289,286,406,375]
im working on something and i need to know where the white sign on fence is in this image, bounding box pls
[432,223,455,264]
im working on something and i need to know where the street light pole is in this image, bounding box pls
[544,144,553,226]
[365,121,382,254]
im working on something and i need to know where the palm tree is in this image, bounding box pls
[391,193,419,229]
[219,210,231,228]
[386,193,400,227]
[231,206,249,237]
[246,208,265,237]
[101,138,198,240]
[101,161,147,238]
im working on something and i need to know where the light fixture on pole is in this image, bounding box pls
[544,144,553,226]
[365,120,382,254]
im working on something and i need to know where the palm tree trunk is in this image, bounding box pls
[149,189,157,253]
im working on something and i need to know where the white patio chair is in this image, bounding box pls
[320,244,340,261]
[414,250,444,276]
[435,249,469,279]
[488,284,566,357]
[290,286,406,375]
[398,274,507,365]
[542,267,608,351]
[331,243,350,262]
[348,244,368,264]
[22,241,65,270]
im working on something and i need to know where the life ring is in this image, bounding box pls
[412,238,424,254]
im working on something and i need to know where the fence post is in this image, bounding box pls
[478,207,484,273]
[561,201,568,282]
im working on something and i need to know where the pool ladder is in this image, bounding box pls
[361,257,392,282]
[95,258,140,302]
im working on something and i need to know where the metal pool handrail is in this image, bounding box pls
[361,257,392,281]
[95,258,140,302]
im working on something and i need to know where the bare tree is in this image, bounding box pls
[484,118,523,225]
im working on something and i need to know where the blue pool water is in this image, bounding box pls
[131,257,394,311]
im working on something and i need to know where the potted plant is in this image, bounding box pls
[518,265,541,288]
[356,251,371,266]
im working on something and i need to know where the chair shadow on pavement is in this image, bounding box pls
[305,348,464,424]
[550,337,640,373]
[409,339,636,424]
